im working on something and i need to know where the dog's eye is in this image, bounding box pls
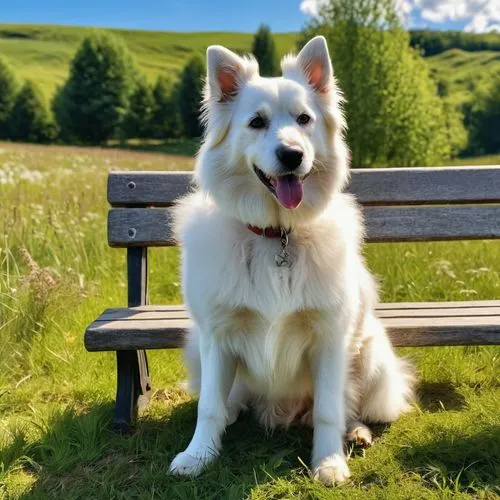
[297,113,311,126]
[249,116,267,129]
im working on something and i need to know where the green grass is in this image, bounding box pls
[110,138,201,157]
[449,153,500,166]
[0,24,298,101]
[0,141,499,498]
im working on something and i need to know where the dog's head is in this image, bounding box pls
[196,36,349,228]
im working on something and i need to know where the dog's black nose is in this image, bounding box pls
[276,146,303,172]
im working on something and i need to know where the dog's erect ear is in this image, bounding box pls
[207,46,248,102]
[295,36,332,93]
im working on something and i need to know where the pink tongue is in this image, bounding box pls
[275,175,304,209]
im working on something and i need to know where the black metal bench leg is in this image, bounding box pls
[113,247,151,433]
[113,349,151,433]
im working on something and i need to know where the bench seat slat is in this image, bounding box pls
[107,167,500,207]
[99,300,500,311]
[377,300,500,309]
[94,304,500,321]
[84,301,500,351]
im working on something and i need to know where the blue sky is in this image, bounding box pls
[3,1,309,33]
[3,0,498,33]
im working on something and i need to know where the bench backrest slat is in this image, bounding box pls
[108,171,193,207]
[108,204,500,247]
[107,166,500,246]
[108,166,500,207]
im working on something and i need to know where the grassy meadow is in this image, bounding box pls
[0,141,499,498]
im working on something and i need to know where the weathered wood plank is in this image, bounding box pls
[98,310,189,321]
[383,316,500,327]
[106,166,500,208]
[85,319,189,350]
[84,301,500,351]
[364,205,500,242]
[108,205,500,247]
[377,307,500,318]
[99,300,500,313]
[377,300,500,309]
[102,305,186,313]
[84,317,500,350]
[108,208,176,247]
[349,166,500,206]
[95,304,500,321]
[108,171,194,207]
[388,326,499,347]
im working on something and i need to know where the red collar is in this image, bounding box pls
[247,224,290,238]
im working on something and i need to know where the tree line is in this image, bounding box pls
[409,30,500,57]
[0,9,499,164]
[0,26,277,147]
[0,31,206,145]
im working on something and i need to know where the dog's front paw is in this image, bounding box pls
[312,454,350,486]
[169,450,217,477]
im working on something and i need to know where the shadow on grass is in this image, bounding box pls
[395,426,500,494]
[417,381,467,412]
[20,399,313,499]
[19,388,497,498]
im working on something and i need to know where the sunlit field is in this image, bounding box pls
[0,141,499,498]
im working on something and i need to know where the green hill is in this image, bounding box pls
[1,24,499,109]
[427,48,500,105]
[0,24,298,101]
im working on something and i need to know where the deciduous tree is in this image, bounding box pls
[302,0,458,166]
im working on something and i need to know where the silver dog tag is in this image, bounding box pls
[275,228,291,267]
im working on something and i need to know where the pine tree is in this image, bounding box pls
[9,81,56,143]
[178,56,205,138]
[122,77,155,139]
[252,25,278,76]
[0,56,19,139]
[151,75,182,139]
[53,31,136,144]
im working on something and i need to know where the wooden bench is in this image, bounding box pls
[84,166,500,433]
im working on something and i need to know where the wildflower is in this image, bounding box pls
[19,247,58,303]
[431,260,456,279]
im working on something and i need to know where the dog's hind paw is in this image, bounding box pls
[345,422,373,447]
[169,450,216,477]
[312,454,351,486]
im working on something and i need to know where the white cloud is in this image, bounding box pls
[299,0,500,32]
[300,0,327,15]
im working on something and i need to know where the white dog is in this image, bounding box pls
[170,36,414,486]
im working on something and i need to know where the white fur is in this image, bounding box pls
[169,36,414,486]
